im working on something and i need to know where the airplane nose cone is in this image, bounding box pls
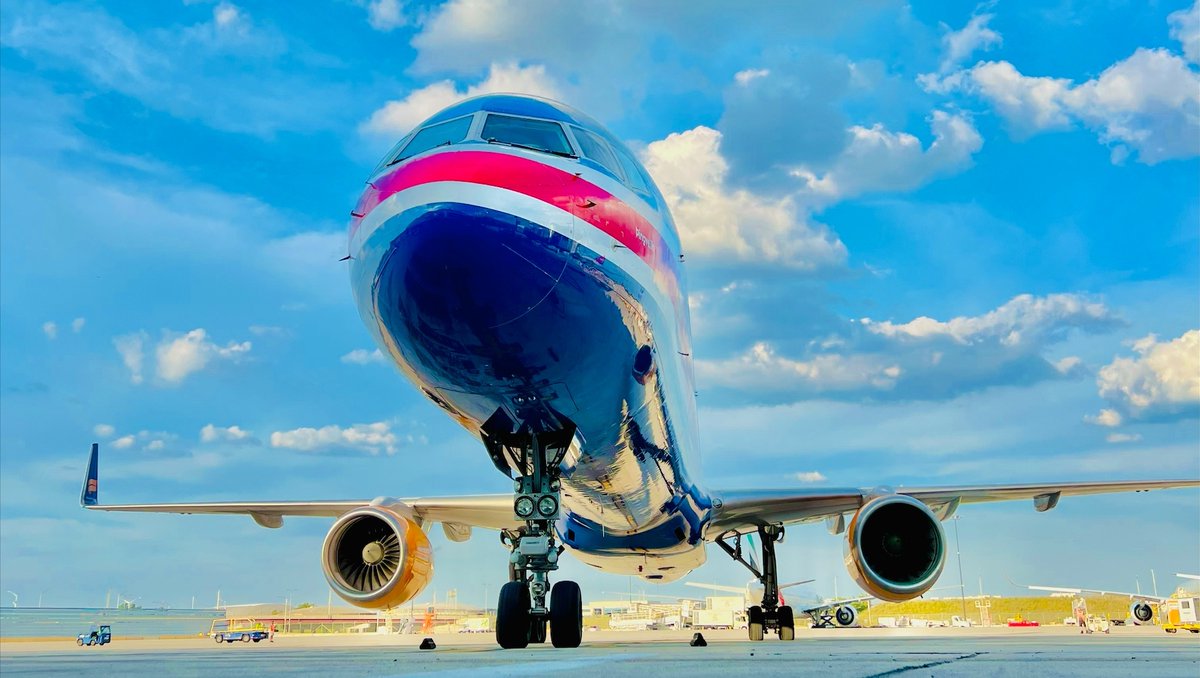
[376,205,567,333]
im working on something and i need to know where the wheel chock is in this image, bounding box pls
[419,637,436,650]
[690,632,707,647]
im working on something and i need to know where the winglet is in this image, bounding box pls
[81,443,99,507]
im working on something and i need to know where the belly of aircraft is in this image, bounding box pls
[351,200,710,579]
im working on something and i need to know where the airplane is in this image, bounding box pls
[79,93,1200,649]
[684,581,869,629]
[1018,573,1200,625]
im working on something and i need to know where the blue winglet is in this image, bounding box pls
[81,443,99,507]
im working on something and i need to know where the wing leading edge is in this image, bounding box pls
[707,479,1200,539]
[79,442,520,531]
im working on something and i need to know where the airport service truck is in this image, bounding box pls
[1162,597,1200,634]
[210,618,269,644]
[693,609,735,629]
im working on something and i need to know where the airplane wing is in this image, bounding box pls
[1017,582,1169,603]
[684,582,747,595]
[706,480,1200,537]
[79,443,520,531]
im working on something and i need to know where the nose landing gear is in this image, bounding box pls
[484,412,583,649]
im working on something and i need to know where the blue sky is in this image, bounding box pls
[1,0,1197,610]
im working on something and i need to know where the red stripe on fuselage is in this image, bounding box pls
[351,150,674,271]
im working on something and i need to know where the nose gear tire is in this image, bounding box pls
[497,581,532,649]
[550,580,583,648]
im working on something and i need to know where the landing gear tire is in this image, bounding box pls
[550,580,582,648]
[778,606,795,641]
[241,634,251,643]
[497,580,532,649]
[529,619,547,644]
[748,605,765,641]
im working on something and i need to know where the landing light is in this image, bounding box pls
[537,495,558,517]
[515,496,535,518]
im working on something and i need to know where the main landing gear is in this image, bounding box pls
[483,412,582,649]
[715,524,795,641]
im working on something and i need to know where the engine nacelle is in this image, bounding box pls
[834,604,858,627]
[844,494,946,603]
[322,506,433,609]
[1130,601,1154,625]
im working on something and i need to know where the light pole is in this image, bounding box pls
[953,516,967,620]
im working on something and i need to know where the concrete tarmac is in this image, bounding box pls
[2,627,1197,677]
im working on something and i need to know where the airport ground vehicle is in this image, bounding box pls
[1084,615,1111,633]
[210,619,269,644]
[76,625,111,646]
[1162,597,1200,634]
[1007,614,1039,627]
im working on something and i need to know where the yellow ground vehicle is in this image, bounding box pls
[209,618,269,643]
[1161,597,1200,634]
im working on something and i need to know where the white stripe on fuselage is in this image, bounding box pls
[351,180,681,337]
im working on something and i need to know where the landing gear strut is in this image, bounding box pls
[484,411,582,649]
[715,524,795,641]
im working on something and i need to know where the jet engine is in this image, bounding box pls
[322,506,433,609]
[834,604,858,627]
[1130,601,1154,625]
[844,494,946,602]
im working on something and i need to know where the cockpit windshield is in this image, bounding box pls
[482,114,575,157]
[388,115,473,167]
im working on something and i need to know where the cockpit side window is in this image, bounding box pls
[388,115,473,166]
[612,146,651,194]
[482,114,575,157]
[570,126,624,180]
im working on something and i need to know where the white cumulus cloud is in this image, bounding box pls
[341,348,386,365]
[108,430,175,451]
[200,424,258,445]
[362,62,562,138]
[699,293,1120,402]
[155,329,251,385]
[93,424,115,438]
[794,471,828,483]
[115,329,251,385]
[71,317,86,333]
[1169,1,1199,64]
[696,342,901,394]
[1086,408,1124,428]
[42,321,57,339]
[792,110,983,203]
[926,8,1200,164]
[1094,330,1200,422]
[270,422,400,455]
[861,294,1116,348]
[734,68,770,86]
[641,126,847,270]
[363,0,407,31]
[929,12,1002,75]
[113,332,147,384]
